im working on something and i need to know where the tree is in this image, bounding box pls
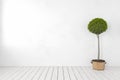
[88,18,108,60]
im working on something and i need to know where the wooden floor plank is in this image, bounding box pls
[4,67,21,80]
[45,67,53,80]
[13,67,30,80]
[62,66,65,80]
[0,67,17,80]
[63,67,70,80]
[68,66,78,80]
[40,67,50,80]
[35,66,45,80]
[58,66,63,80]
[50,67,54,80]
[82,67,97,80]
[52,67,57,80]
[0,66,120,80]
[77,67,91,80]
[85,67,102,80]
[73,67,85,80]
[25,67,40,80]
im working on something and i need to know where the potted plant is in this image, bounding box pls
[88,18,108,70]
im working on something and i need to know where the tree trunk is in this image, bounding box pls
[97,35,100,60]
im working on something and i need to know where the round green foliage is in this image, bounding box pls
[88,18,108,35]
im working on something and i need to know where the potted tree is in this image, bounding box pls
[88,18,108,70]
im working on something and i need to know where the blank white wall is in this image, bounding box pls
[1,0,120,66]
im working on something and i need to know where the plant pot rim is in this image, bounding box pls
[91,59,105,62]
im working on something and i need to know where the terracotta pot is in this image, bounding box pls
[91,59,106,70]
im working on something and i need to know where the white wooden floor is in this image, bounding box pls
[0,66,120,80]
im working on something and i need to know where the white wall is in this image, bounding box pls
[1,0,120,66]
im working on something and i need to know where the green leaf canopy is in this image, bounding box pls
[88,18,108,35]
